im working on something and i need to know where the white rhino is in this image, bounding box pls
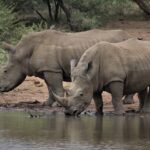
[0,29,131,106]
[52,39,150,115]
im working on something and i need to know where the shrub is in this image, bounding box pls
[66,0,139,30]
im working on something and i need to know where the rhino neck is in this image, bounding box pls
[91,57,103,92]
[77,44,102,92]
[19,58,32,76]
[87,44,104,92]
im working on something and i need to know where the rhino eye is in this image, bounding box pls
[80,93,84,97]
[77,90,84,97]
[4,70,7,73]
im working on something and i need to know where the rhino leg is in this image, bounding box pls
[109,82,125,115]
[123,94,134,104]
[44,72,64,106]
[93,92,103,115]
[138,88,150,112]
[138,88,147,112]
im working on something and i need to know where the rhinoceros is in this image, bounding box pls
[52,39,150,115]
[0,29,132,106]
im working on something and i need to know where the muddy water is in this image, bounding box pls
[0,111,149,150]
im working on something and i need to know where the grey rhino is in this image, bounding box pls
[0,29,131,106]
[52,39,150,115]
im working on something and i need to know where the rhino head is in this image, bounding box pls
[52,60,94,116]
[0,42,26,92]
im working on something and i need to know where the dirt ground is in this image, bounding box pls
[0,20,150,113]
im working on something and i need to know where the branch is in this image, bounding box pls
[32,8,48,23]
[13,15,42,25]
[54,0,60,21]
[133,0,150,15]
[57,0,74,30]
[45,0,54,21]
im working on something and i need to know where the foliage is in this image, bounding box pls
[66,0,139,30]
[0,0,149,64]
[0,0,15,42]
[0,0,45,64]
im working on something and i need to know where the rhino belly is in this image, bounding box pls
[124,70,150,94]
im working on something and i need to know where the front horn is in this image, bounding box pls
[50,89,68,108]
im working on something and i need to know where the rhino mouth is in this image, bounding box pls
[0,86,14,92]
[65,109,81,116]
[65,104,88,116]
[0,82,20,92]
[0,75,26,93]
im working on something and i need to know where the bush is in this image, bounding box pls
[0,0,15,42]
[0,0,45,64]
[66,0,139,30]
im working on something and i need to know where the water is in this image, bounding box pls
[0,111,149,150]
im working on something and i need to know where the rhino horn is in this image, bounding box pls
[2,42,15,53]
[70,59,77,73]
[51,89,68,108]
[70,59,77,81]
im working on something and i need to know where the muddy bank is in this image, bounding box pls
[0,96,140,118]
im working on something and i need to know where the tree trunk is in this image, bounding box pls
[45,0,53,27]
[56,0,74,30]
[54,0,60,21]
[133,0,150,15]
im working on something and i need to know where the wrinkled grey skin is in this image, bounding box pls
[0,29,132,106]
[0,53,26,92]
[52,39,150,115]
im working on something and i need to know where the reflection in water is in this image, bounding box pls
[0,111,149,150]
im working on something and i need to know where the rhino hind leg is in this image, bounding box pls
[123,94,134,104]
[93,92,103,115]
[139,88,150,112]
[44,72,64,107]
[109,81,125,115]
[138,88,147,112]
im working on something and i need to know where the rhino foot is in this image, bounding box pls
[95,111,103,116]
[140,107,150,113]
[139,96,150,113]
[123,95,134,104]
[123,99,134,104]
[113,110,125,116]
[52,102,62,107]
[42,100,54,107]
[42,101,62,107]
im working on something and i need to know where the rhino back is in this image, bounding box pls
[55,29,128,79]
[75,39,150,93]
[13,29,130,79]
[100,39,150,93]
[116,39,150,93]
[14,29,130,59]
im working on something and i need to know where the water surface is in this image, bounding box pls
[0,111,149,150]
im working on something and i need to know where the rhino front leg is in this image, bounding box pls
[93,92,103,115]
[44,72,64,106]
[123,94,134,104]
[109,81,125,115]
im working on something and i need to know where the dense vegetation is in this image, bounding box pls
[0,0,149,63]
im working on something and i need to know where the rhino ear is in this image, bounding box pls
[70,59,77,73]
[2,42,15,53]
[84,61,92,73]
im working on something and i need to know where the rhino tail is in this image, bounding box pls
[2,42,15,53]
